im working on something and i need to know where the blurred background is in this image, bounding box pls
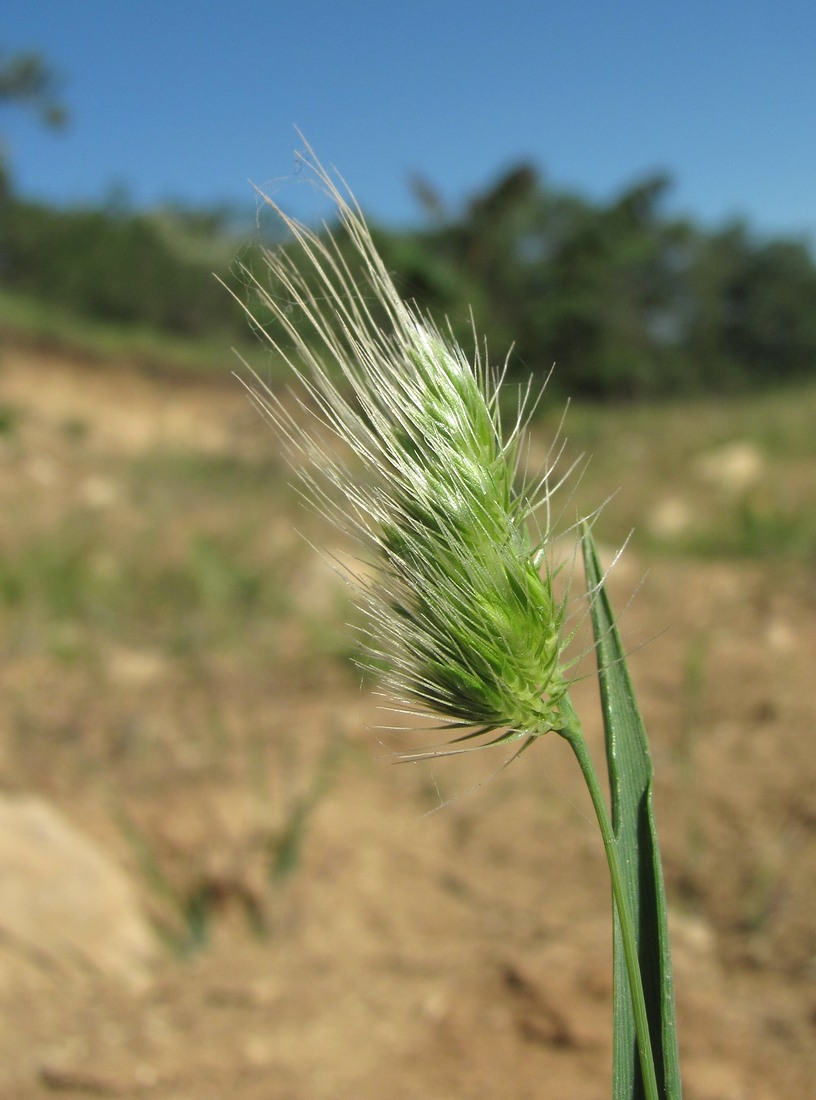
[1,3,815,1098]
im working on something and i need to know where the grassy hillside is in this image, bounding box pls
[558,381,816,558]
[0,286,272,377]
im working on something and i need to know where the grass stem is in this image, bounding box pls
[559,699,661,1100]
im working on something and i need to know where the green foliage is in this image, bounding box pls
[267,735,345,883]
[245,159,816,400]
[3,143,816,399]
[0,197,258,339]
[681,488,816,559]
[688,224,816,384]
[407,166,816,399]
[0,287,267,376]
[114,801,264,955]
[580,528,682,1100]
[417,170,690,398]
[0,508,286,659]
[0,402,20,436]
[0,48,67,196]
[0,49,67,128]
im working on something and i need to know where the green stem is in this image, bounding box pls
[558,700,661,1100]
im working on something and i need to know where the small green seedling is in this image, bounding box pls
[233,141,683,1100]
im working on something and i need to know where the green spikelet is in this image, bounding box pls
[235,142,575,755]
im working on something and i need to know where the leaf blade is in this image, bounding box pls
[581,526,682,1100]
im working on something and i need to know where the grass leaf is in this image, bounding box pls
[581,525,682,1100]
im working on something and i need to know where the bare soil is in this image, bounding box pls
[0,345,814,1099]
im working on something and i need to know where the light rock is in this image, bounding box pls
[694,441,764,494]
[0,795,157,990]
[106,646,167,686]
[649,496,694,539]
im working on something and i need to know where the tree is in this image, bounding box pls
[688,223,816,386]
[413,164,694,398]
[0,50,66,126]
[0,49,67,194]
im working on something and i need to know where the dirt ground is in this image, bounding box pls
[0,344,814,1099]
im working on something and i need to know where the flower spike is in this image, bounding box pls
[235,141,574,754]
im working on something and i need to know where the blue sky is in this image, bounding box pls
[3,1,816,243]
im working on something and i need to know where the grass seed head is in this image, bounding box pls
[238,141,575,756]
